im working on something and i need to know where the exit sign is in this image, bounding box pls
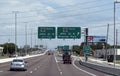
[57,27,81,39]
[38,27,56,39]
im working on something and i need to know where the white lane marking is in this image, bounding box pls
[30,71,33,73]
[60,72,63,75]
[54,55,63,76]
[35,68,37,70]
[54,55,59,63]
[73,59,97,76]
[0,71,3,72]
[104,75,112,76]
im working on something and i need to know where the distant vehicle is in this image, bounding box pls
[62,51,72,64]
[48,51,51,55]
[47,51,53,55]
[9,54,18,58]
[10,59,27,71]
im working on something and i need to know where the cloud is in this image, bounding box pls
[46,6,55,12]
[9,0,20,5]
[0,0,119,48]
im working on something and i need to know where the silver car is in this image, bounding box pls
[10,59,27,71]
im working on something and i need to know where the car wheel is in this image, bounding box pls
[23,69,27,71]
[10,68,13,71]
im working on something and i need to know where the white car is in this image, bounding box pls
[10,59,27,71]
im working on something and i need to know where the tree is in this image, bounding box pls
[72,45,81,54]
[0,43,18,54]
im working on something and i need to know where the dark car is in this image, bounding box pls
[62,52,72,64]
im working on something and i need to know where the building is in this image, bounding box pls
[0,47,4,53]
[94,49,120,60]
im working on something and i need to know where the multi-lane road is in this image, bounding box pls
[0,54,112,76]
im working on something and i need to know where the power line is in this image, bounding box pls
[18,2,113,19]
[13,0,100,14]
[0,0,99,16]
[0,7,114,24]
[0,1,113,19]
[0,2,118,25]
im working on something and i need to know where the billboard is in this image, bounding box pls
[87,36,106,42]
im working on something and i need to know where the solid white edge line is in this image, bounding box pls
[73,59,97,76]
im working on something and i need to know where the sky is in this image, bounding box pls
[0,0,120,49]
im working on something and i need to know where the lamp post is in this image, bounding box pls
[31,28,33,54]
[113,0,120,67]
[13,11,19,56]
[24,22,28,54]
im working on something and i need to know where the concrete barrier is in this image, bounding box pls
[80,61,120,76]
[0,50,47,63]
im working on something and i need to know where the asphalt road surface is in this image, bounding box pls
[0,54,112,76]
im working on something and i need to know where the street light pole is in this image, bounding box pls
[105,24,109,60]
[13,11,19,56]
[31,29,33,53]
[113,0,120,67]
[114,1,116,67]
[24,22,28,54]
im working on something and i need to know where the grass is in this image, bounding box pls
[0,55,9,59]
[116,61,120,64]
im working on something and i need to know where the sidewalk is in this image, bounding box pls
[80,56,120,69]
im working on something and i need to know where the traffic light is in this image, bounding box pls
[85,28,88,45]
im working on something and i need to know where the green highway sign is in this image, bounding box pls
[57,46,63,50]
[57,27,81,39]
[83,45,90,55]
[38,27,56,39]
[63,45,69,50]
[57,45,70,51]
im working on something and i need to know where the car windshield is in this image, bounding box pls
[13,60,23,62]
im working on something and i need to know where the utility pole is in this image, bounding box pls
[116,29,118,59]
[85,28,88,61]
[105,24,109,60]
[13,11,19,56]
[85,28,88,45]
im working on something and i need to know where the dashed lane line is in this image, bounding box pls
[54,55,63,76]
[0,71,3,73]
[35,68,37,71]
[30,71,33,74]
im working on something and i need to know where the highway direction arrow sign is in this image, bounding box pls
[57,27,81,39]
[83,45,90,55]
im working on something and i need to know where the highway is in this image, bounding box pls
[0,54,112,76]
